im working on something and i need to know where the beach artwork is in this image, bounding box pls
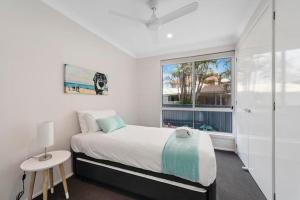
[64,64,108,95]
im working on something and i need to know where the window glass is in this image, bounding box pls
[162,110,193,128]
[161,54,234,134]
[194,58,232,108]
[194,111,232,133]
[162,63,193,108]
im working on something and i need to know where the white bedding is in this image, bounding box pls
[71,125,217,186]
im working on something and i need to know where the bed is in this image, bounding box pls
[71,124,217,200]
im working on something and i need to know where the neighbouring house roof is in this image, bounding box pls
[200,85,225,93]
[205,76,231,84]
[205,76,219,82]
[164,84,227,96]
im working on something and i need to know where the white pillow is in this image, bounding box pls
[77,110,91,133]
[84,110,116,133]
[77,110,116,133]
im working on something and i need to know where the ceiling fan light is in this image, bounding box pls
[167,33,173,38]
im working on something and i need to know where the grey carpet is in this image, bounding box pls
[215,151,266,200]
[34,151,266,200]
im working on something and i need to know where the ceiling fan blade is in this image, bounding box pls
[109,10,147,25]
[158,2,199,25]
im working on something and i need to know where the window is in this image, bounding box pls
[161,52,234,134]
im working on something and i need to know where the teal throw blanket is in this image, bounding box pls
[162,130,200,182]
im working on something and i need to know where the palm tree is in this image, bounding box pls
[168,63,192,105]
[216,58,231,85]
[194,60,217,99]
[167,58,231,105]
[195,58,231,96]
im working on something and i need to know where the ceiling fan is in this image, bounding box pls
[109,0,199,31]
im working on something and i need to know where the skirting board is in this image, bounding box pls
[26,172,73,200]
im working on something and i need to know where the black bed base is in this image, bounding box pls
[73,152,216,200]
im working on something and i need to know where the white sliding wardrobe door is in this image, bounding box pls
[275,0,300,199]
[236,2,273,199]
[247,5,273,200]
[236,49,251,168]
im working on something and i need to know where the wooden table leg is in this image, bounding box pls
[59,164,69,199]
[43,169,49,200]
[28,171,36,200]
[49,168,54,194]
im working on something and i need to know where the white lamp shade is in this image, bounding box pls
[37,121,54,147]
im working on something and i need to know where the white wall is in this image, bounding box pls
[0,0,137,199]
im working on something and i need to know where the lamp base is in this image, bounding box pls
[38,153,52,161]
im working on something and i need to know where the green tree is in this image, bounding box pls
[194,60,217,99]
[167,58,231,105]
[168,63,192,105]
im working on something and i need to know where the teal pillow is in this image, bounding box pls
[96,115,126,133]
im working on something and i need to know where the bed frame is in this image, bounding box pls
[73,152,216,200]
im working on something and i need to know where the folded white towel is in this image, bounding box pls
[175,127,192,138]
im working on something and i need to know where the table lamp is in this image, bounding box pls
[37,121,54,161]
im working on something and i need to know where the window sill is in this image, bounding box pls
[209,132,235,152]
[206,131,234,139]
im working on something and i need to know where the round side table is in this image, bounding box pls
[20,150,71,200]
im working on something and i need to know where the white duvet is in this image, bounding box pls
[71,125,217,186]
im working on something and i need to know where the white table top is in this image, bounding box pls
[20,150,71,172]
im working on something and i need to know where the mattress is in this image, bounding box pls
[71,125,217,186]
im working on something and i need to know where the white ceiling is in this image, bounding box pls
[42,0,261,58]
